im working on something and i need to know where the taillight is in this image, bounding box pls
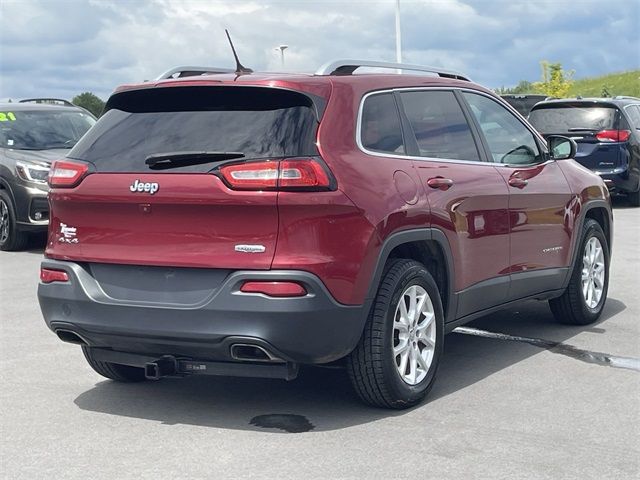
[48,160,89,188]
[218,157,333,191]
[595,130,631,143]
[240,281,307,297]
[220,161,279,190]
[40,268,69,284]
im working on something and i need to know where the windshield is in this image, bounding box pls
[68,86,320,173]
[528,105,617,134]
[0,109,96,150]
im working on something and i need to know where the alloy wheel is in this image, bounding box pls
[0,199,9,245]
[581,236,605,309]
[393,285,436,385]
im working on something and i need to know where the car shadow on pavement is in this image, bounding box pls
[73,297,627,433]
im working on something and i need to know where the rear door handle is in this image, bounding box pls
[508,177,528,188]
[427,177,454,190]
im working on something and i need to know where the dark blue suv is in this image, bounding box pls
[529,96,640,206]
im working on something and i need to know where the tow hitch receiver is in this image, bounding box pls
[145,356,179,380]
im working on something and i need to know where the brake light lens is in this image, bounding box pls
[40,268,69,284]
[595,129,631,143]
[279,159,330,188]
[48,160,89,188]
[219,157,333,191]
[220,161,279,190]
[240,281,307,297]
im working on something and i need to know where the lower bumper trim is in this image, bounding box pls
[90,348,299,381]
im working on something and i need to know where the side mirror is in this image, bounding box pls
[548,135,577,160]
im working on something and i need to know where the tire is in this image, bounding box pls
[347,259,444,409]
[627,189,640,207]
[82,346,147,382]
[549,219,609,325]
[0,191,29,251]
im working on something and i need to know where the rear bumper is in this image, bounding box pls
[38,259,366,364]
[595,168,639,194]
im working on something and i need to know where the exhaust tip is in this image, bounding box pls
[56,329,87,345]
[230,344,284,363]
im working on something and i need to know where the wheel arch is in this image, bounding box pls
[562,199,613,290]
[365,229,456,322]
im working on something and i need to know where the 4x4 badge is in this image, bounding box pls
[58,223,78,244]
[130,179,159,194]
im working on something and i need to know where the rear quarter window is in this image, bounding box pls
[359,93,405,155]
[624,105,640,129]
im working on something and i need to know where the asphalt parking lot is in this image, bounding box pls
[1,198,638,480]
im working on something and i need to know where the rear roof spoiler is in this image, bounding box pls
[155,66,236,80]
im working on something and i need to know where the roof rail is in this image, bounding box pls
[155,66,236,80]
[613,95,640,101]
[19,98,74,106]
[315,59,471,81]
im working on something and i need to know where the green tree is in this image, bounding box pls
[72,92,105,117]
[534,61,574,98]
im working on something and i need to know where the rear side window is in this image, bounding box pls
[528,104,618,134]
[69,86,319,173]
[360,93,405,154]
[398,90,480,161]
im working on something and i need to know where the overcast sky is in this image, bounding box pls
[1,0,638,101]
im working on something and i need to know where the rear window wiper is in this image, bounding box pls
[145,151,245,170]
[567,127,599,132]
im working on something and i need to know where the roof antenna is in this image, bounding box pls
[225,29,253,74]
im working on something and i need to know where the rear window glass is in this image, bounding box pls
[528,105,617,134]
[0,110,95,150]
[69,86,319,173]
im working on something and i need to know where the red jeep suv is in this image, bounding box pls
[38,60,612,408]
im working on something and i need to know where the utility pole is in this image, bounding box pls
[395,0,402,63]
[277,45,288,68]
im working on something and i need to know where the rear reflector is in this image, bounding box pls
[219,158,332,191]
[595,129,631,142]
[40,268,69,284]
[48,160,89,188]
[240,281,307,297]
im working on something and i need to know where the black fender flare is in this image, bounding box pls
[561,199,613,289]
[363,228,457,323]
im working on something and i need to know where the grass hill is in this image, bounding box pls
[567,70,640,98]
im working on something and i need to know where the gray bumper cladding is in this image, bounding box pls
[38,259,366,364]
